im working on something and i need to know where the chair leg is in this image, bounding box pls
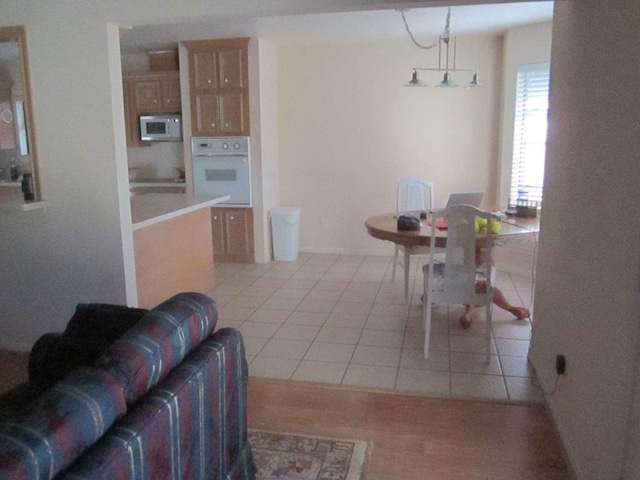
[485,303,492,364]
[424,287,432,359]
[404,250,410,298]
[391,245,399,280]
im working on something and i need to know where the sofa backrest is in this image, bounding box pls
[96,292,218,405]
[59,329,254,480]
[0,368,126,480]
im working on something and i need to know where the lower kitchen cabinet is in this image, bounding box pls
[211,207,254,263]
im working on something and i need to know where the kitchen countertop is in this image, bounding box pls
[130,178,186,188]
[0,181,21,187]
[131,192,229,230]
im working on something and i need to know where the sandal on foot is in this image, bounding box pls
[459,312,473,329]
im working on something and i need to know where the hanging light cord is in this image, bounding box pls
[401,8,450,50]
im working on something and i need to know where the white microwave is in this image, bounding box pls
[140,115,182,142]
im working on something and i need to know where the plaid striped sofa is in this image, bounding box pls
[0,292,255,480]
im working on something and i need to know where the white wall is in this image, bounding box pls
[0,9,129,350]
[277,36,502,255]
[529,1,640,479]
[250,38,280,263]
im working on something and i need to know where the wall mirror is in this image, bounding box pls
[0,26,39,201]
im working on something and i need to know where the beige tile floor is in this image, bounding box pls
[211,253,543,403]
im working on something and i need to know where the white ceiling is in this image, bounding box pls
[119,2,554,53]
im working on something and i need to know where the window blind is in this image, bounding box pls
[510,63,550,205]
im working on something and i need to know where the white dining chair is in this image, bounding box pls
[422,205,495,361]
[392,178,436,298]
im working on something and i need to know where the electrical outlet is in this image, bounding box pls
[556,354,566,375]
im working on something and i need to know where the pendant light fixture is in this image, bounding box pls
[402,8,483,89]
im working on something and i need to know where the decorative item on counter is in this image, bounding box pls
[21,172,34,201]
[174,167,185,181]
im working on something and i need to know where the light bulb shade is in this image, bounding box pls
[464,71,484,89]
[404,70,427,87]
[435,72,458,88]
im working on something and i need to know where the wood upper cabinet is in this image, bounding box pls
[133,71,181,114]
[123,79,148,147]
[211,207,254,263]
[184,38,250,137]
[123,71,181,146]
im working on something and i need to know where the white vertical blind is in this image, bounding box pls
[510,63,550,205]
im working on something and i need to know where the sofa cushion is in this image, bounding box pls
[28,304,148,387]
[0,367,126,480]
[96,292,218,405]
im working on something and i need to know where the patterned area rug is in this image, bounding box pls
[249,429,371,480]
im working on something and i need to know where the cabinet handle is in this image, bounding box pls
[230,216,234,220]
[211,123,216,127]
[213,216,218,220]
[224,122,229,127]
[166,99,171,103]
[224,78,229,83]
[154,99,158,103]
[207,79,212,84]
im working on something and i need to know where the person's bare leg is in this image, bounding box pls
[493,287,530,320]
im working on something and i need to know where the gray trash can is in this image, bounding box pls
[270,207,301,261]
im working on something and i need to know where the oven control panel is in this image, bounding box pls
[191,137,249,156]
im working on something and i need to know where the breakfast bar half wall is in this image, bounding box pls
[130,193,229,308]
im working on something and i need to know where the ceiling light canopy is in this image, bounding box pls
[402,8,483,89]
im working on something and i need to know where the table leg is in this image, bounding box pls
[404,249,410,298]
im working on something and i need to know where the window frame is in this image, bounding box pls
[509,62,550,207]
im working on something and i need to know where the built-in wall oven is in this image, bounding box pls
[191,137,251,206]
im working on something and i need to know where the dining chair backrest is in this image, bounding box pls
[423,204,495,360]
[427,204,494,306]
[396,178,435,215]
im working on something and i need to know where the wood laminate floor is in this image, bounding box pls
[0,347,573,479]
[248,377,573,480]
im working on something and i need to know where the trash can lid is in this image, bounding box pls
[270,207,301,216]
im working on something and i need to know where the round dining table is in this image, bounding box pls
[365,211,540,249]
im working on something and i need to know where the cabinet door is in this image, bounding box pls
[161,77,181,113]
[211,208,226,256]
[193,51,218,90]
[194,93,220,136]
[219,93,245,134]
[123,81,149,147]
[135,80,162,112]
[218,49,243,89]
[224,209,254,260]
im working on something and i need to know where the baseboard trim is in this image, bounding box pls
[300,246,394,256]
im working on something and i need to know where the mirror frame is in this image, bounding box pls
[0,26,39,201]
